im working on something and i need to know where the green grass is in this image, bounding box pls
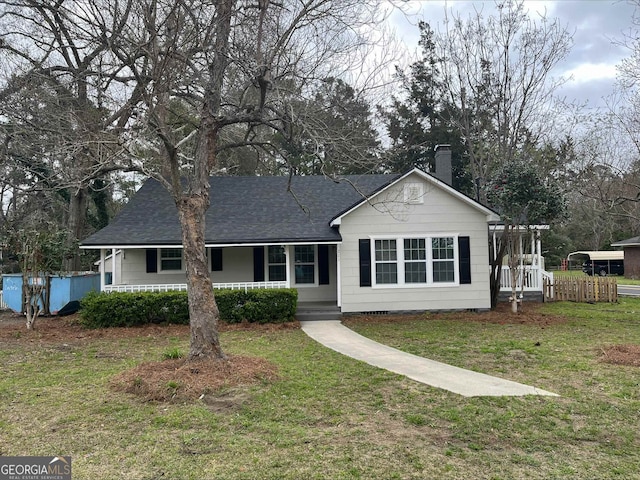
[553,269,640,285]
[2,300,640,479]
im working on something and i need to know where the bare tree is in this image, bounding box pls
[426,0,573,306]
[0,0,139,270]
[88,0,391,360]
[435,0,573,199]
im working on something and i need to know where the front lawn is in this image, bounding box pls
[0,300,639,479]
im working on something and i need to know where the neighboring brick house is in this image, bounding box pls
[612,237,640,278]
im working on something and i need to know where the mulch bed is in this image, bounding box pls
[110,355,280,403]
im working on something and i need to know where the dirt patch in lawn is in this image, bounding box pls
[600,344,640,367]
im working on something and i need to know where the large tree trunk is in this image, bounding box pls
[63,188,88,271]
[177,193,225,361]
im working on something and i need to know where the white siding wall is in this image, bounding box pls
[121,249,187,285]
[339,173,492,313]
[212,247,254,283]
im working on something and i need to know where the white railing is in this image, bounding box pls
[500,266,550,292]
[103,281,288,293]
[0,291,7,310]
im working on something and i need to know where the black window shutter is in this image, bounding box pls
[359,239,372,287]
[458,236,471,284]
[146,249,158,273]
[211,248,223,272]
[253,246,265,282]
[318,244,330,285]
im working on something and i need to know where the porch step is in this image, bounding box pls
[296,302,342,321]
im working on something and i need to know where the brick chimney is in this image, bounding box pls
[434,144,452,186]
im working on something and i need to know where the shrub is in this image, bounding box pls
[80,288,297,328]
[214,289,298,324]
[80,290,189,328]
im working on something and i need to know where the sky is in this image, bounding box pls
[388,0,638,110]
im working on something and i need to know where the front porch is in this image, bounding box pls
[492,224,552,295]
[97,244,338,304]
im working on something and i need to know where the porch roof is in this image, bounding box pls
[81,174,396,248]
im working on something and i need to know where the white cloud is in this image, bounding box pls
[563,62,619,84]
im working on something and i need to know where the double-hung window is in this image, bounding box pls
[372,236,457,286]
[268,246,287,281]
[432,237,455,283]
[294,245,315,284]
[404,239,427,283]
[160,248,182,271]
[375,239,398,284]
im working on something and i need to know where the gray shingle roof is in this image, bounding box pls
[611,236,640,247]
[82,174,397,247]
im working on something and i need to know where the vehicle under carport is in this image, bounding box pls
[567,251,624,276]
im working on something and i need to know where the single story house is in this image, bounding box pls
[82,150,528,313]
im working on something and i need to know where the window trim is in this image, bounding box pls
[374,239,398,285]
[370,234,460,288]
[158,248,184,273]
[267,245,287,282]
[293,244,318,287]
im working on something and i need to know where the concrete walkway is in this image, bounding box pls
[301,320,558,398]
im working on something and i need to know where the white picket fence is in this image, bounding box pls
[0,291,8,310]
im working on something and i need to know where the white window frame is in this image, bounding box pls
[374,239,398,285]
[293,245,318,287]
[371,234,459,288]
[267,245,287,282]
[431,237,456,283]
[158,248,184,273]
[403,238,427,284]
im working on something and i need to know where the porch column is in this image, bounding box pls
[100,249,106,292]
[492,228,497,259]
[336,243,342,308]
[530,230,536,266]
[284,245,291,288]
[111,248,117,285]
[536,230,543,287]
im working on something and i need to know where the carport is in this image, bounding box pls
[567,251,624,276]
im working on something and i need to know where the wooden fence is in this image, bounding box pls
[543,276,618,303]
